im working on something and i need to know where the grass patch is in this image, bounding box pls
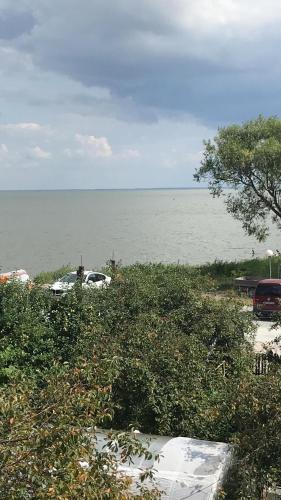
[198,256,281,280]
[34,265,74,284]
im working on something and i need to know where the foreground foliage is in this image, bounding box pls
[0,365,159,499]
[0,263,280,497]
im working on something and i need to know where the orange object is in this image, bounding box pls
[0,273,12,284]
[0,269,30,284]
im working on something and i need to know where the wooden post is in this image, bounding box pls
[77,265,84,283]
[109,259,116,272]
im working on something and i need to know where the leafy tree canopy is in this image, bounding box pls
[1,264,281,497]
[194,115,281,241]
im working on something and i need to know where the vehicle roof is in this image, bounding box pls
[257,279,281,285]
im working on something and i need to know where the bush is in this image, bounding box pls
[0,263,279,496]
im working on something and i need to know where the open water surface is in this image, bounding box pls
[0,189,280,276]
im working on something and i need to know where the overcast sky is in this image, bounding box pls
[0,0,281,189]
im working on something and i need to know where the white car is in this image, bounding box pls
[50,270,111,297]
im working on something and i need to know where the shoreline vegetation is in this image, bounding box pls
[1,259,281,497]
[34,255,280,290]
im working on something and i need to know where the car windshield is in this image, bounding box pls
[59,273,78,283]
[256,284,281,297]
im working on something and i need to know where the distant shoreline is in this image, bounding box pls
[0,186,209,192]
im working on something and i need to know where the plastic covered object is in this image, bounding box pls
[0,269,30,284]
[94,431,232,499]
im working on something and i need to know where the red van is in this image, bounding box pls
[253,279,281,318]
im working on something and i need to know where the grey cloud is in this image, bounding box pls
[24,90,159,123]
[5,0,281,124]
[61,93,159,123]
[0,9,35,39]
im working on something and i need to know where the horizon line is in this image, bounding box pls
[0,186,208,192]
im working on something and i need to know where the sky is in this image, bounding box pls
[0,0,281,189]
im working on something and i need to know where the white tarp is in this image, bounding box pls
[95,431,232,499]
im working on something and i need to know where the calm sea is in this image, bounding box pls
[0,189,280,277]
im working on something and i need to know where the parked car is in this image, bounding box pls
[253,279,281,318]
[50,271,111,297]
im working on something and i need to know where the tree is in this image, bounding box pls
[194,115,281,241]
